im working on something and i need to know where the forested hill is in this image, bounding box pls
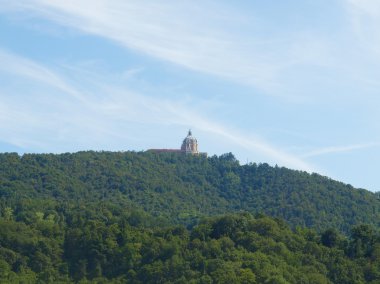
[0,151,379,232]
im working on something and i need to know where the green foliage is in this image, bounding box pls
[0,207,379,283]
[0,151,379,232]
[0,151,380,282]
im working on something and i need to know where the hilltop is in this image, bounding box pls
[0,151,378,233]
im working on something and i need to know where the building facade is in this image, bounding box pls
[180,130,198,154]
[148,130,206,156]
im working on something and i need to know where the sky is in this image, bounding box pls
[0,0,379,191]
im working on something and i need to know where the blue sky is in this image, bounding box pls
[0,0,379,191]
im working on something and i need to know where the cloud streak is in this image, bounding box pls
[0,49,88,103]
[0,47,315,171]
[345,0,380,56]
[302,143,378,158]
[0,0,332,95]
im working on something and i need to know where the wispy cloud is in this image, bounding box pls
[154,101,316,171]
[302,143,378,158]
[345,0,380,56]
[0,49,88,103]
[0,0,332,95]
[346,0,380,17]
[0,47,315,170]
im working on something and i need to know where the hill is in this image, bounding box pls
[0,151,379,233]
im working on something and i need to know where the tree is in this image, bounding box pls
[321,228,341,248]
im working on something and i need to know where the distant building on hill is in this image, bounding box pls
[181,130,199,154]
[148,130,206,156]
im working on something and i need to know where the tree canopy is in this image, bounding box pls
[1,151,380,282]
[0,151,378,232]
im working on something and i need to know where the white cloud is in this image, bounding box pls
[345,0,380,56]
[0,0,332,95]
[153,101,316,171]
[302,143,378,158]
[346,0,380,16]
[0,49,88,103]
[0,48,315,170]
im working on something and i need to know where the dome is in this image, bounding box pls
[181,130,199,154]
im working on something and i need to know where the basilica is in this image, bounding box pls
[180,130,199,154]
[148,130,206,156]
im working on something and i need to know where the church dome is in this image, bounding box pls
[181,130,199,154]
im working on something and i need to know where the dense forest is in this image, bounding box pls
[1,210,380,283]
[0,151,379,232]
[1,151,380,283]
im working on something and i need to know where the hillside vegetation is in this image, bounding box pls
[1,151,380,282]
[2,209,380,283]
[0,151,378,232]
